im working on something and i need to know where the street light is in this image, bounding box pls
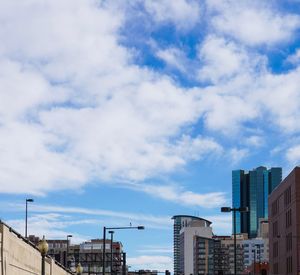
[38,235,48,275]
[108,231,114,275]
[25,198,34,238]
[76,263,83,275]
[66,234,72,268]
[221,206,248,275]
[102,226,145,275]
[252,248,256,275]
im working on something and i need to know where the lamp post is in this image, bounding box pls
[221,206,248,275]
[108,230,114,275]
[66,234,72,268]
[252,248,256,275]
[102,226,145,275]
[38,235,48,275]
[25,198,34,238]
[76,263,83,275]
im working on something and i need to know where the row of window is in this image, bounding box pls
[272,185,292,217]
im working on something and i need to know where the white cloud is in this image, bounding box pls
[228,148,249,164]
[137,245,172,254]
[156,47,188,72]
[197,35,265,83]
[207,0,300,46]
[127,255,172,272]
[144,0,200,30]
[286,48,300,64]
[286,145,300,164]
[0,0,221,194]
[245,136,264,147]
[6,202,172,229]
[204,214,232,235]
[126,183,227,208]
[7,213,90,243]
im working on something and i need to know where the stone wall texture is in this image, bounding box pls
[0,222,72,275]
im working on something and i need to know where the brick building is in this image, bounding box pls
[269,167,300,274]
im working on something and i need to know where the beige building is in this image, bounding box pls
[0,221,72,275]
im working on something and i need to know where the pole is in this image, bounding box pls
[122,252,126,275]
[253,249,256,275]
[233,209,237,275]
[25,200,28,238]
[41,254,45,275]
[110,232,113,275]
[103,227,106,275]
[66,238,69,268]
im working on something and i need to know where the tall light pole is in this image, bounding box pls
[102,226,145,275]
[252,248,256,275]
[38,235,48,275]
[25,198,34,238]
[66,234,72,268]
[108,231,114,275]
[221,207,248,275]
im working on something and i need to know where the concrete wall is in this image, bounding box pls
[0,222,72,275]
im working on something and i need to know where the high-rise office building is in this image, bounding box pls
[232,166,282,238]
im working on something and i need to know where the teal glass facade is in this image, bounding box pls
[232,166,282,238]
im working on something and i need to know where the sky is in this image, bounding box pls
[0,0,300,272]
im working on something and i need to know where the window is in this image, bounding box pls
[273,241,278,258]
[284,186,292,206]
[286,233,292,251]
[286,209,292,228]
[273,221,278,237]
[286,256,293,273]
[272,200,278,216]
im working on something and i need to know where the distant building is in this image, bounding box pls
[214,234,247,275]
[243,218,269,270]
[48,238,124,274]
[172,215,252,275]
[269,167,300,275]
[172,215,208,275]
[232,166,282,238]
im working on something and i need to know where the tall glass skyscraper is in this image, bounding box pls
[232,166,282,238]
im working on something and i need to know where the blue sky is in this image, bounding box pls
[1,0,300,272]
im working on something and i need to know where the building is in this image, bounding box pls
[179,218,213,275]
[0,220,72,275]
[172,215,213,275]
[243,238,267,269]
[47,238,124,274]
[172,215,208,275]
[213,234,247,275]
[243,218,269,271]
[269,167,300,275]
[232,166,282,238]
[193,236,214,275]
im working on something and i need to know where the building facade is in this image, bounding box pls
[172,215,209,275]
[269,167,300,275]
[213,234,247,275]
[232,166,282,238]
[47,238,124,274]
[179,218,213,275]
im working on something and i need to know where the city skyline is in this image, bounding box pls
[1,0,300,272]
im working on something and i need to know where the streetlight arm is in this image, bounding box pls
[106,226,145,230]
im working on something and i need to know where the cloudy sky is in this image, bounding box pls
[1,0,300,271]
